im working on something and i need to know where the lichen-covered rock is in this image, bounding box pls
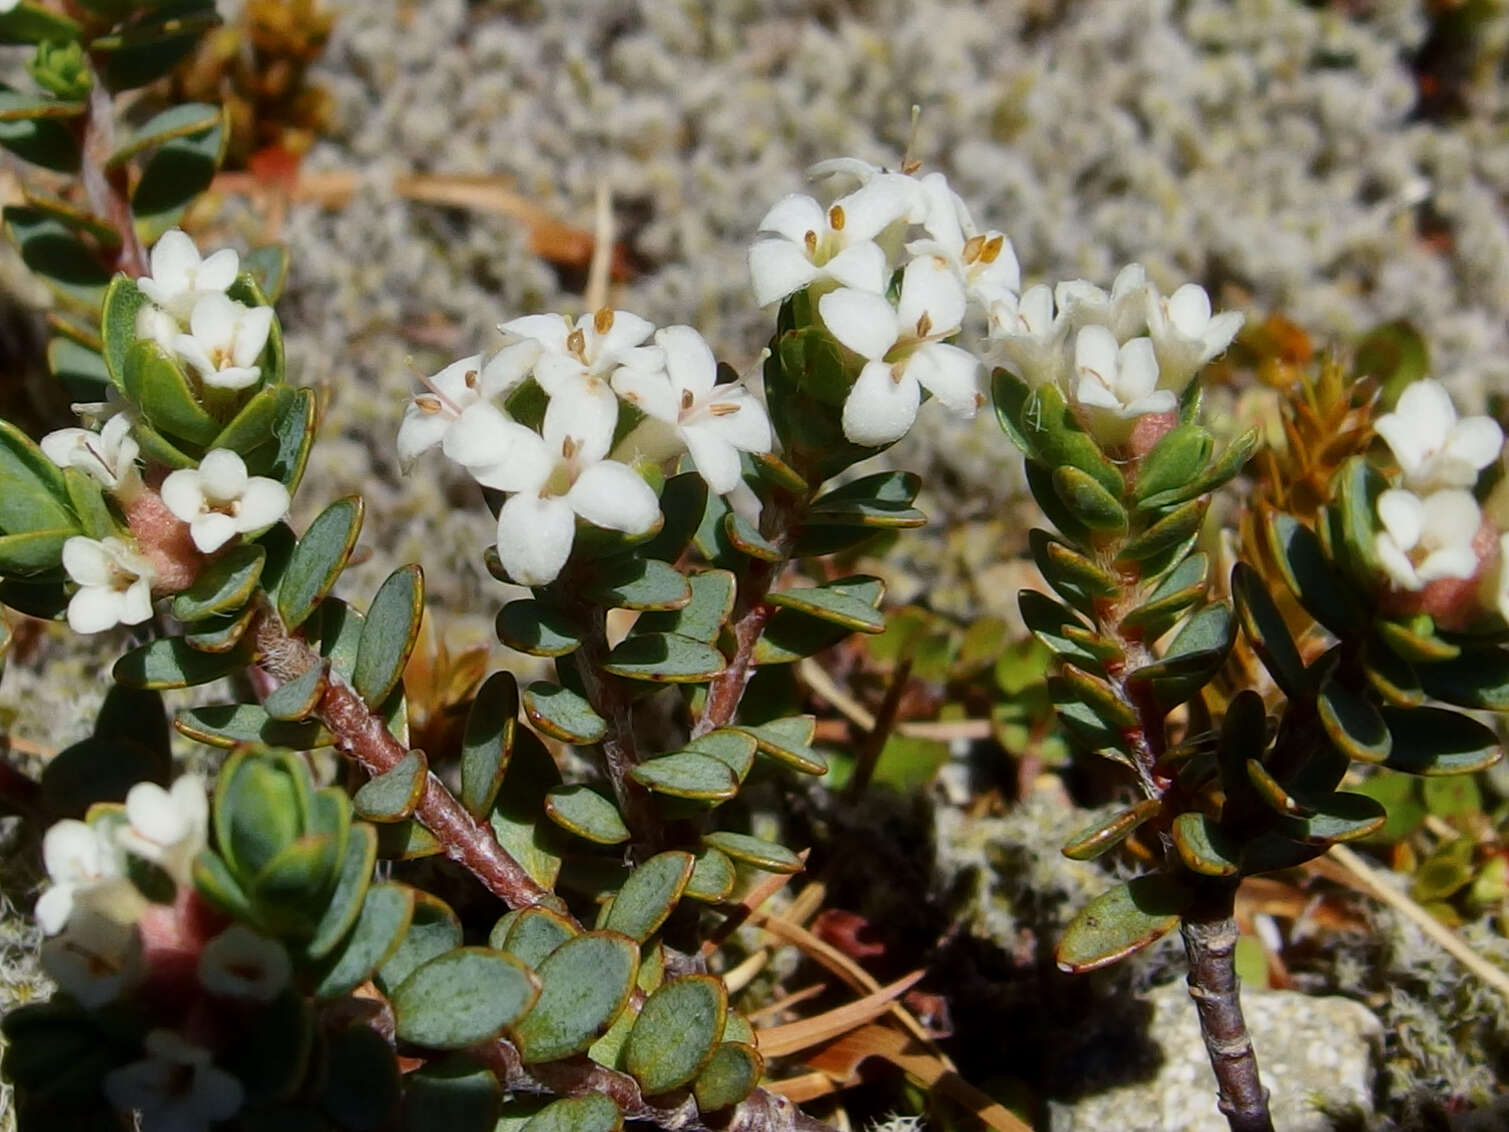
[1048,980,1382,1132]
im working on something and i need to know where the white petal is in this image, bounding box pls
[230,306,274,369]
[542,381,619,465]
[1018,285,1057,335]
[658,325,717,401]
[1418,546,1478,582]
[749,238,820,307]
[915,172,965,253]
[1374,533,1422,590]
[835,179,910,241]
[234,478,291,532]
[191,513,238,553]
[819,288,899,361]
[1200,310,1244,360]
[43,819,105,884]
[478,341,540,398]
[593,310,656,361]
[40,428,90,469]
[909,343,981,415]
[1125,390,1179,418]
[1075,325,1120,390]
[1391,381,1456,457]
[841,360,920,447]
[396,402,453,469]
[496,494,575,587]
[499,313,571,350]
[197,247,240,293]
[148,230,198,293]
[172,335,217,381]
[1074,372,1124,412]
[700,390,772,454]
[62,536,116,587]
[1377,488,1424,551]
[1420,489,1482,547]
[897,256,966,337]
[1116,338,1161,400]
[682,423,744,495]
[160,469,206,522]
[119,578,155,625]
[124,782,186,848]
[444,405,552,494]
[567,461,660,533]
[822,241,889,294]
[1166,284,1212,337]
[1374,413,1428,481]
[201,363,261,391]
[1444,417,1503,478]
[197,450,248,501]
[188,294,238,348]
[68,586,125,634]
[756,193,825,242]
[612,365,679,423]
[34,886,74,935]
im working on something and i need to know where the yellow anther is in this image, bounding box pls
[916,312,933,339]
[680,389,695,411]
[708,402,739,416]
[962,234,987,264]
[828,204,845,231]
[594,307,614,335]
[566,328,587,361]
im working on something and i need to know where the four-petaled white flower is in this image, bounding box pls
[103,1030,245,1132]
[62,535,156,634]
[174,294,273,391]
[443,401,660,587]
[1375,379,1503,492]
[986,285,1070,389]
[908,172,1020,309]
[40,904,144,1009]
[35,819,125,935]
[160,449,290,554]
[748,179,912,307]
[117,775,209,886]
[199,924,292,1003]
[41,413,141,496]
[501,309,661,446]
[1055,264,1152,344]
[820,256,981,447]
[1072,326,1175,445]
[1144,281,1244,392]
[137,229,239,321]
[611,326,773,495]
[1374,487,1483,591]
[396,343,540,472]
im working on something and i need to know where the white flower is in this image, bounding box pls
[1375,379,1503,492]
[1055,263,1152,344]
[1072,326,1176,445]
[1374,488,1482,591]
[396,343,540,471]
[986,285,1071,389]
[63,536,156,634]
[819,256,981,447]
[104,1030,245,1132]
[1144,281,1244,392]
[40,414,140,495]
[805,157,930,221]
[908,172,1020,308]
[500,309,660,444]
[117,775,208,886]
[173,294,273,391]
[610,326,773,495]
[442,401,660,587]
[40,904,144,1009]
[0,0,19,13]
[160,449,290,554]
[137,229,239,321]
[35,819,125,935]
[198,925,292,1003]
[748,180,912,307]
[135,304,183,355]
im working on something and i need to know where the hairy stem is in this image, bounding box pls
[80,79,147,279]
[251,603,549,910]
[1179,886,1273,1132]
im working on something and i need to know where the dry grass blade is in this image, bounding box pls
[746,982,829,1023]
[698,849,810,959]
[755,969,925,1057]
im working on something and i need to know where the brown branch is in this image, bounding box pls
[251,603,549,910]
[1179,886,1273,1132]
[475,1039,831,1132]
[80,79,147,279]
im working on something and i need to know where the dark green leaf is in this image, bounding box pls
[584,556,692,611]
[108,102,220,167]
[1121,553,1209,639]
[304,822,377,961]
[278,496,364,630]
[0,417,73,534]
[631,752,738,802]
[319,1023,400,1132]
[401,1055,501,1132]
[1171,812,1240,877]
[1318,677,1390,763]
[768,575,886,633]
[488,727,565,889]
[96,4,221,92]
[686,728,757,781]
[0,4,81,45]
[544,785,629,845]
[702,831,802,874]
[1055,874,1192,973]
[1263,511,1363,636]
[170,544,264,621]
[522,681,606,744]
[1062,798,1162,861]
[724,510,783,561]
[1231,562,1307,698]
[1117,498,1207,565]
[0,101,78,172]
[639,472,708,562]
[40,736,168,817]
[684,847,736,902]
[354,565,423,705]
[1273,792,1388,845]
[603,852,694,941]
[624,976,727,1095]
[460,670,517,817]
[755,576,884,664]
[114,637,254,689]
[498,599,581,657]
[604,633,727,683]
[223,989,312,1104]
[376,820,441,860]
[174,703,328,750]
[1380,706,1502,775]
[354,751,427,823]
[312,882,416,999]
[1051,465,1128,533]
[263,662,326,722]
[694,1043,763,1112]
[244,244,291,303]
[635,569,734,644]
[511,932,639,1064]
[1133,425,1211,507]
[376,891,461,993]
[521,1095,622,1132]
[393,948,540,1050]
[499,907,577,968]
[734,715,826,775]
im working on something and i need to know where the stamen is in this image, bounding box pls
[828,205,845,231]
[594,308,614,335]
[981,234,1004,263]
[415,394,443,415]
[804,230,818,254]
[562,436,578,461]
[962,234,987,264]
[464,369,479,390]
[680,389,695,411]
[916,312,933,338]
[708,402,739,416]
[566,328,587,362]
[891,365,905,385]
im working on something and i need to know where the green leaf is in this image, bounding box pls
[0,528,72,573]
[0,4,81,45]
[305,822,377,961]
[1362,640,1424,707]
[1051,465,1128,533]
[114,636,254,689]
[1317,677,1391,764]
[544,784,629,845]
[604,633,727,683]
[22,188,116,246]
[0,418,73,534]
[1377,619,1459,664]
[603,852,695,941]
[1231,563,1307,699]
[376,820,441,860]
[685,847,736,902]
[1133,425,1211,507]
[521,1095,622,1132]
[630,753,738,802]
[694,1043,764,1112]
[1049,665,1137,730]
[460,671,517,817]
[263,662,327,722]
[401,1056,501,1132]
[108,102,221,167]
[1422,774,1482,819]
[1359,320,1430,407]
[636,569,735,644]
[768,575,887,633]
[1062,798,1162,861]
[498,599,581,657]
[1017,380,1124,496]
[99,276,146,392]
[250,833,340,934]
[585,556,692,611]
[0,96,78,172]
[724,510,783,561]
[244,244,291,303]
[1117,498,1207,565]
[512,932,640,1063]
[1171,812,1241,877]
[48,336,111,401]
[278,496,364,630]
[1351,771,1426,843]
[223,989,312,1104]
[1263,511,1363,636]
[174,703,328,750]
[170,545,265,621]
[522,681,606,744]
[500,907,578,968]
[268,386,313,490]
[702,831,802,874]
[1121,553,1209,639]
[319,1024,401,1132]
[687,728,758,781]
[40,736,168,817]
[1272,792,1388,845]
[1416,648,1509,711]
[312,882,415,999]
[96,4,221,92]
[1379,706,1502,775]
[1030,530,1117,602]
[354,565,424,706]
[488,727,565,889]
[354,751,427,823]
[809,470,923,523]
[639,472,708,563]
[377,891,462,993]
[755,576,884,664]
[1055,874,1192,973]
[734,716,825,775]
[624,976,727,1095]
[393,948,540,1050]
[131,419,197,469]
[0,207,100,311]
[1130,603,1235,711]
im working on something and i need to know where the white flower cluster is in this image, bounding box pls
[398,311,773,587]
[988,263,1244,446]
[135,229,272,392]
[1371,380,1503,600]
